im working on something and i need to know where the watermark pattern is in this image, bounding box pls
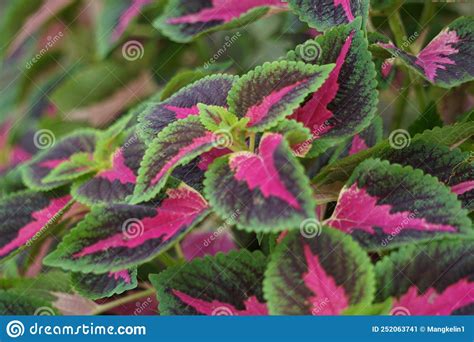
[34,306,56,316]
[390,306,411,316]
[300,218,323,239]
[33,129,56,150]
[381,31,419,71]
[389,129,411,150]
[26,209,64,247]
[122,218,145,240]
[122,40,144,61]
[203,209,240,248]
[133,297,153,315]
[203,32,241,69]
[296,40,322,63]
[6,320,25,338]
[311,297,330,315]
[211,306,234,316]
[212,129,233,149]
[26,32,64,69]
[380,210,419,247]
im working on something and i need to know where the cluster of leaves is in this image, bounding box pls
[0,0,473,315]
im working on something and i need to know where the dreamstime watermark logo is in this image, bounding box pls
[203,32,241,69]
[27,210,63,247]
[381,31,419,71]
[300,218,323,238]
[293,120,333,156]
[33,129,56,150]
[381,209,419,247]
[26,32,64,69]
[6,320,25,338]
[389,129,411,149]
[296,40,322,62]
[390,306,411,316]
[212,129,233,149]
[203,209,240,248]
[122,218,144,239]
[122,40,144,61]
[134,297,153,315]
[211,306,234,316]
[311,297,330,315]
[34,306,55,316]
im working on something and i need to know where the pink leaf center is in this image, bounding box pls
[229,133,300,209]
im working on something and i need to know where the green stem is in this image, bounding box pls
[392,75,410,130]
[248,132,256,152]
[175,243,185,260]
[92,288,156,315]
[156,251,180,267]
[387,10,408,48]
[419,0,435,31]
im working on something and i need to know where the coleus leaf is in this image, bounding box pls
[378,140,474,211]
[287,20,378,157]
[375,238,474,315]
[96,0,152,57]
[181,228,236,261]
[340,116,383,157]
[379,17,474,88]
[0,290,58,315]
[150,250,268,315]
[21,129,97,190]
[326,158,472,251]
[43,183,209,273]
[205,133,316,232]
[133,116,220,204]
[367,32,396,90]
[72,130,146,205]
[263,228,374,315]
[71,268,138,300]
[138,74,236,143]
[0,190,72,259]
[227,60,334,132]
[287,0,369,32]
[313,122,474,192]
[154,0,287,43]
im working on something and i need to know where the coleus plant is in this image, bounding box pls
[0,0,473,316]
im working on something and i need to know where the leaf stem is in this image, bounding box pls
[248,132,256,152]
[92,287,156,315]
[391,75,410,130]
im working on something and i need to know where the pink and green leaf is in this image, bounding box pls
[287,0,369,32]
[138,74,236,143]
[0,190,72,259]
[204,133,316,232]
[133,116,220,204]
[21,129,98,191]
[96,0,153,57]
[375,239,474,315]
[73,130,146,205]
[71,268,138,300]
[326,158,473,251]
[154,0,287,43]
[227,61,334,132]
[181,227,236,261]
[312,122,474,197]
[379,17,474,88]
[150,250,268,315]
[263,228,375,315]
[378,140,474,211]
[43,183,209,273]
[287,20,378,157]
